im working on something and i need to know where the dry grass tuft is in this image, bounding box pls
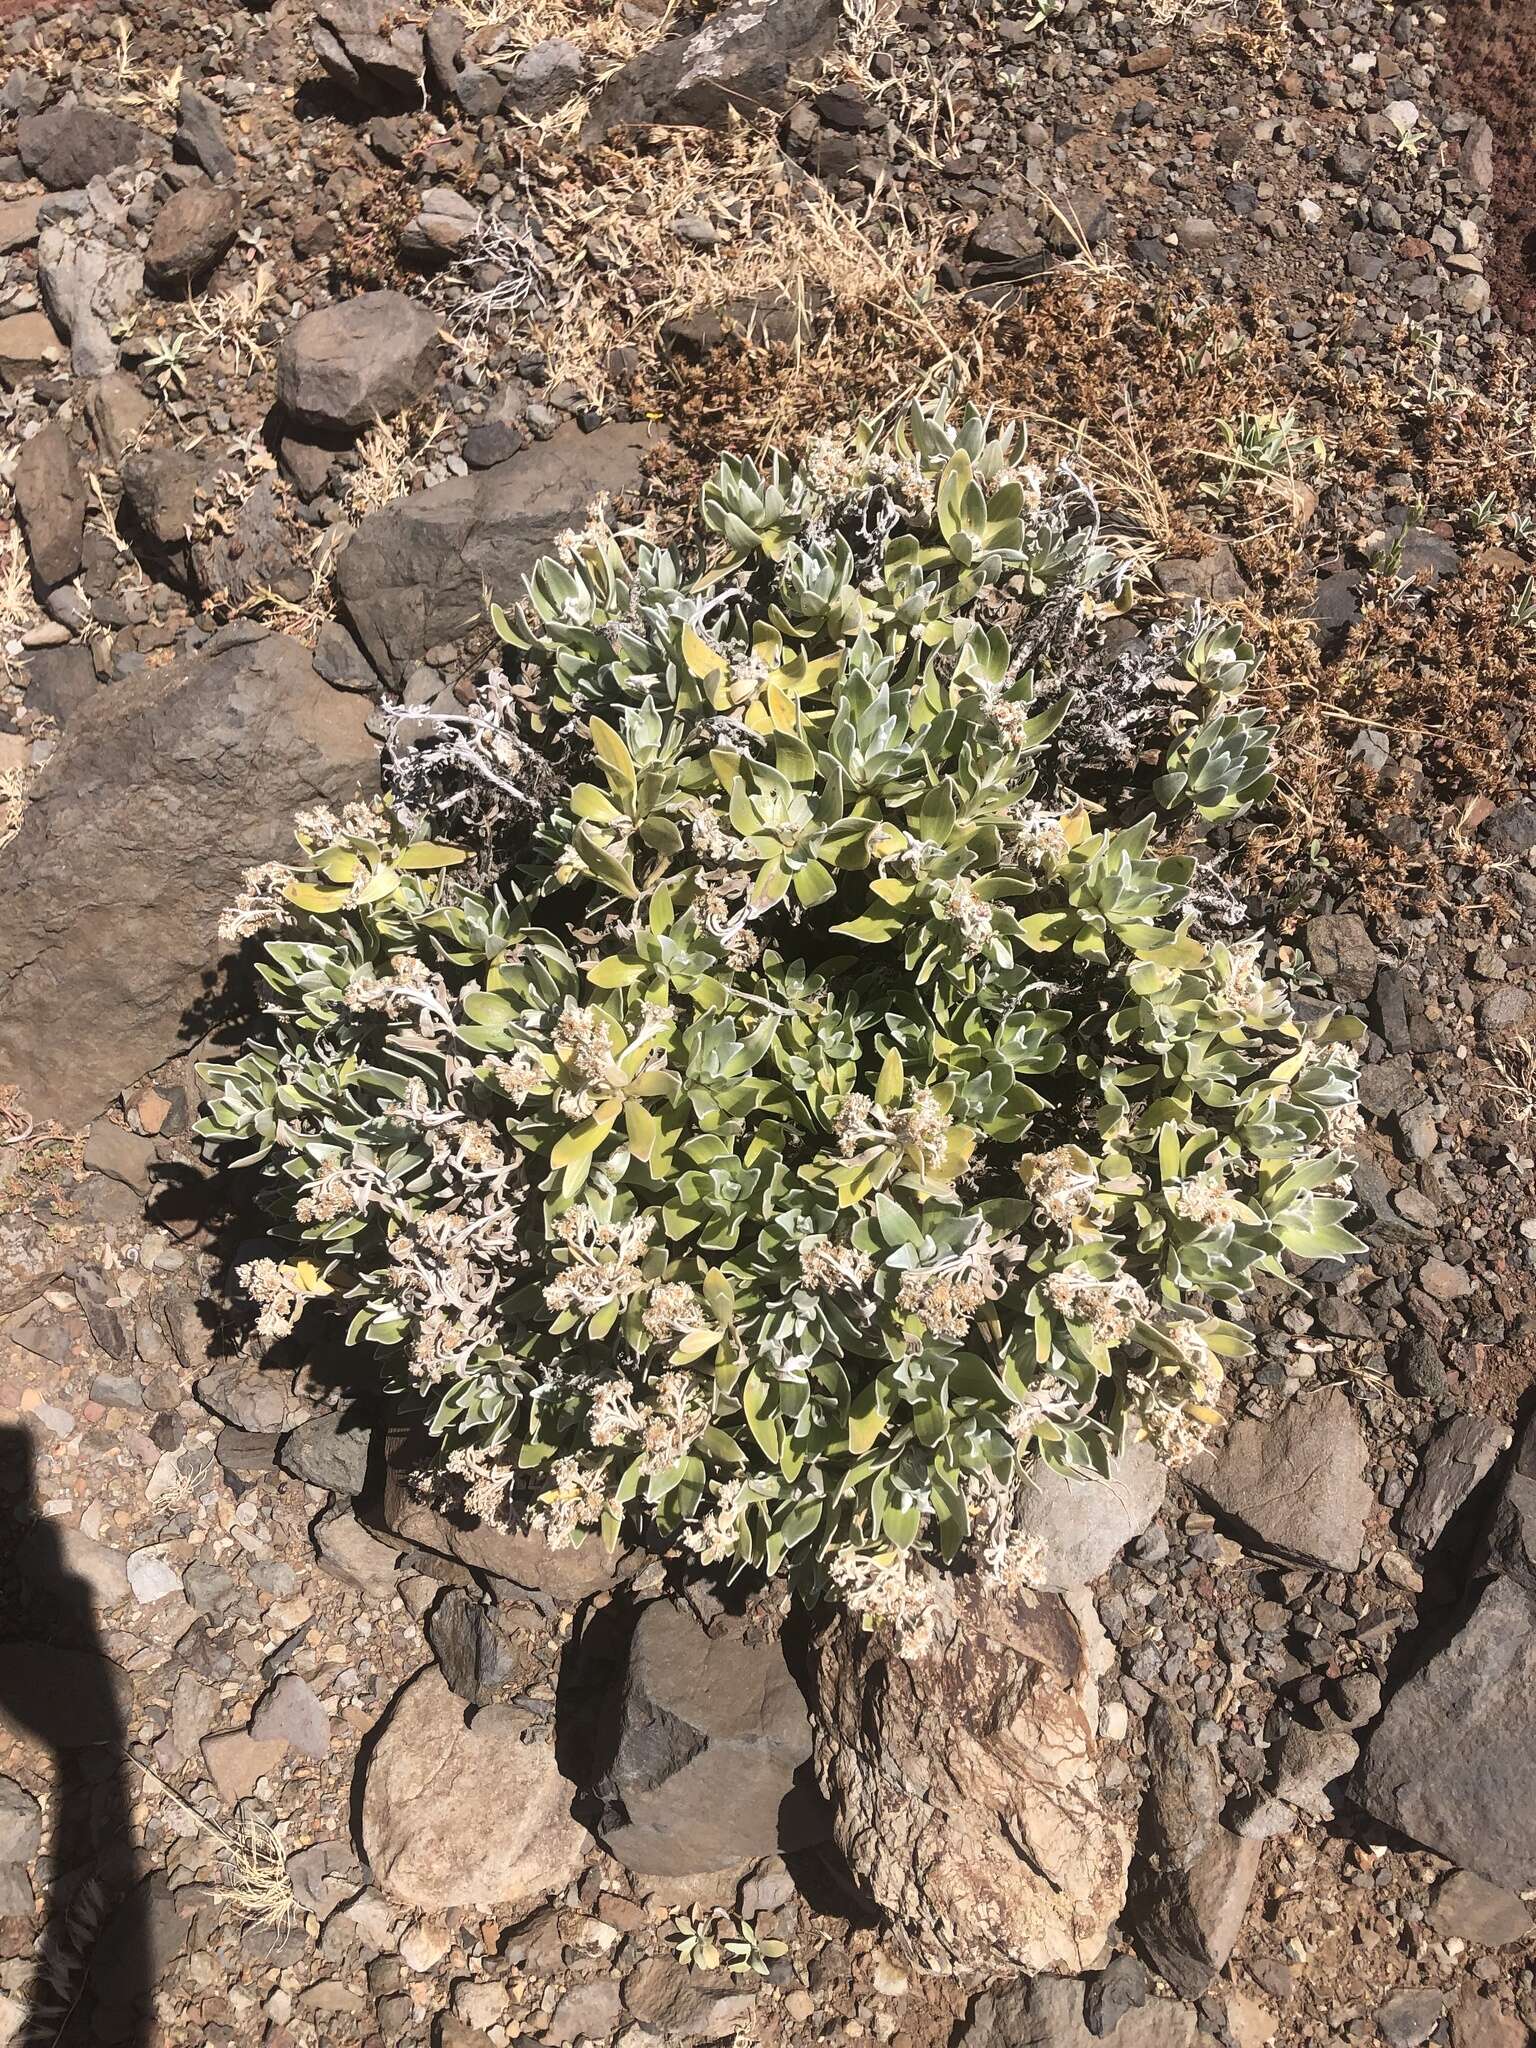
[128,1755,296,1937]
[180,264,280,380]
[0,527,43,677]
[210,1811,297,1936]
[346,406,453,519]
[0,763,27,850]
[237,529,346,648]
[487,121,968,412]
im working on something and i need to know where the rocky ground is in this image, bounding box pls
[1,0,1536,2044]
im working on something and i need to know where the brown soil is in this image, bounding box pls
[1447,0,1536,331]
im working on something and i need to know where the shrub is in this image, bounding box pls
[199,403,1361,1647]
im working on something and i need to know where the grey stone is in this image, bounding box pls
[1483,800,1536,859]
[312,620,377,690]
[168,1671,216,1767]
[1136,1826,1258,2000]
[1431,1869,1533,1947]
[1132,1703,1259,1999]
[249,1674,330,1758]
[619,1957,754,2040]
[313,1509,401,1600]
[462,418,523,469]
[311,0,426,103]
[33,1524,132,1610]
[504,39,586,115]
[0,1779,42,1865]
[1461,118,1494,193]
[276,290,439,432]
[182,1560,242,1619]
[37,230,143,378]
[962,1974,1196,2048]
[1084,1954,1149,2038]
[424,5,468,96]
[280,1410,372,1496]
[335,423,650,684]
[1393,1328,1445,1401]
[174,87,237,181]
[0,632,376,1129]
[14,422,86,588]
[145,183,240,292]
[1011,1436,1167,1591]
[1355,1575,1536,1891]
[1042,189,1115,252]
[399,187,481,260]
[581,0,839,142]
[83,1120,156,1191]
[1475,1413,1536,1592]
[1305,912,1377,1002]
[24,644,98,725]
[0,193,43,253]
[597,1598,819,1876]
[1478,1469,1536,1591]
[0,310,66,388]
[190,476,304,608]
[196,1363,312,1435]
[201,1727,285,1804]
[1155,542,1247,605]
[277,430,342,504]
[1376,1989,1444,2048]
[287,1840,365,1917]
[361,1666,588,1909]
[1189,1386,1374,1573]
[547,1980,623,2045]
[217,1425,282,1477]
[127,1545,183,1604]
[120,447,202,547]
[426,1588,516,1705]
[1400,1413,1511,1550]
[18,104,152,189]
[1268,1721,1358,1821]
[1328,1671,1382,1729]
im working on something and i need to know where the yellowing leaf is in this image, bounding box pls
[624,1098,660,1162]
[549,1117,614,1169]
[680,621,726,683]
[395,842,470,870]
[875,1046,904,1108]
[283,881,351,913]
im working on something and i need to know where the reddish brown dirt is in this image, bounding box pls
[1447,0,1536,331]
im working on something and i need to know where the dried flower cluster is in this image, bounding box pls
[199,403,1360,1642]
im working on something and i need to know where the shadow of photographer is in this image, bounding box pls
[0,1426,150,2047]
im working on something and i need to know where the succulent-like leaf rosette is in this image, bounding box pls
[200,404,1360,1647]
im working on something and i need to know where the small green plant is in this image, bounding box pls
[668,1908,787,1975]
[199,403,1360,1651]
[721,1912,789,1976]
[141,329,197,394]
[1201,408,1323,513]
[669,1908,723,1969]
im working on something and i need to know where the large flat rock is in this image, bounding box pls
[1354,1575,1536,1891]
[0,630,376,1129]
[1188,1385,1373,1572]
[361,1665,588,1910]
[334,423,650,685]
[581,0,839,141]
